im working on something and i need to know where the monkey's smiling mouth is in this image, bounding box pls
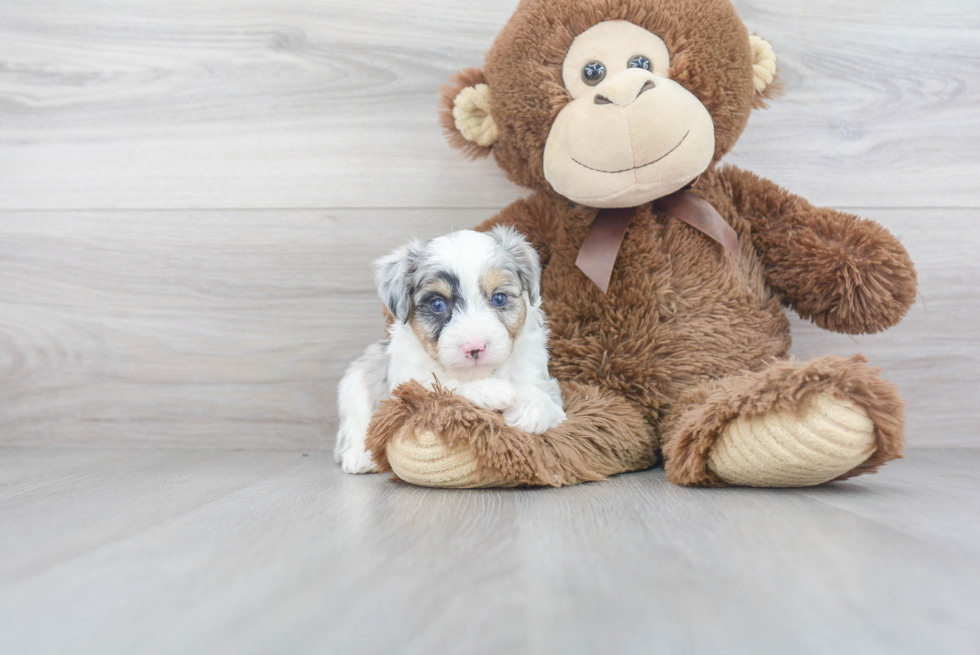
[572,130,690,174]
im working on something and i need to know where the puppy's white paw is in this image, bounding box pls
[458,379,518,412]
[503,398,565,435]
[340,448,378,474]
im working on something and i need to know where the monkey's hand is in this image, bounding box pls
[718,165,917,334]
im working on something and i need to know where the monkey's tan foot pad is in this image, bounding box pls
[386,427,514,489]
[707,393,876,487]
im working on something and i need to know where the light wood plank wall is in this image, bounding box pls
[0,0,977,449]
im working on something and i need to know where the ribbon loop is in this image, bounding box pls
[574,207,634,294]
[575,191,739,293]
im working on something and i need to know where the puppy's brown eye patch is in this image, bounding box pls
[417,278,453,301]
[480,268,519,300]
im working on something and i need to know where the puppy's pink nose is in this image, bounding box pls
[462,343,487,360]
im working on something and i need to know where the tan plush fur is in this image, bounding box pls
[439,68,493,160]
[367,0,916,487]
[708,393,876,487]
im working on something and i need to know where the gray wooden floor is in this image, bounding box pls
[0,447,978,655]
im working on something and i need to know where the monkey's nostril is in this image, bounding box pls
[594,94,613,105]
[637,80,656,97]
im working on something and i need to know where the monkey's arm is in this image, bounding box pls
[717,164,917,335]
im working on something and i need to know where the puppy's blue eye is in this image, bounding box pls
[491,293,508,308]
[430,298,447,313]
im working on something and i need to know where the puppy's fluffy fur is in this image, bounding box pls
[335,227,566,474]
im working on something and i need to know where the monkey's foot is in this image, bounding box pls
[708,393,876,487]
[662,355,905,488]
[367,379,657,488]
[386,426,509,488]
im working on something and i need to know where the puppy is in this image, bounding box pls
[334,226,566,474]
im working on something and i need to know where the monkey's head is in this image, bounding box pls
[440,0,779,208]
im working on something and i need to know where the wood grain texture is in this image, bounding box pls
[0,448,977,654]
[0,0,977,209]
[0,208,976,449]
[0,209,475,449]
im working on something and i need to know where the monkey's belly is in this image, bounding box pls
[548,295,791,413]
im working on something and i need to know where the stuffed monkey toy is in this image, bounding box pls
[366,0,917,488]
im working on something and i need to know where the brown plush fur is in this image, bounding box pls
[367,379,657,487]
[368,0,916,487]
[661,354,905,487]
[717,165,918,334]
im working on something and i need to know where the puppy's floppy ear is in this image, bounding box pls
[749,35,782,108]
[489,225,542,305]
[374,239,423,323]
[439,68,497,159]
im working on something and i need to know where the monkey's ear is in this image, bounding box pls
[749,35,782,108]
[439,68,497,159]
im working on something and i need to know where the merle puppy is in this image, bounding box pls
[334,226,566,474]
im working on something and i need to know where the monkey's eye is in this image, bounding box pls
[628,55,652,71]
[491,293,508,308]
[581,61,606,86]
[429,297,447,314]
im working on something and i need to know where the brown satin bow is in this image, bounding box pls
[575,189,740,293]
